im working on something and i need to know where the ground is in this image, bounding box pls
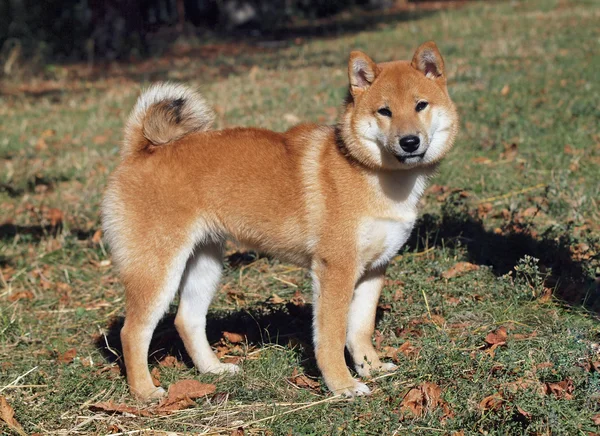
[1,0,600,434]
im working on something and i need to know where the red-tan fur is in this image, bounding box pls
[102,42,459,400]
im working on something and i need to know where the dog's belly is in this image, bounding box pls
[358,217,416,269]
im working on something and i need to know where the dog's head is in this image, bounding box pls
[339,41,459,170]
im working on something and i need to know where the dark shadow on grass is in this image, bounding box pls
[407,196,600,313]
[0,223,62,241]
[96,300,322,377]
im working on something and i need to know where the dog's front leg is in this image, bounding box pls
[312,261,371,396]
[346,266,397,377]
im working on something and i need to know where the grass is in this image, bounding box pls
[1,0,600,434]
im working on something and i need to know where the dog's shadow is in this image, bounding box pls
[96,201,599,375]
[96,300,324,376]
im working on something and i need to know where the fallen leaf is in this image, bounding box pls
[58,348,77,364]
[472,156,492,165]
[477,202,493,218]
[513,331,538,340]
[268,294,284,304]
[47,208,64,227]
[8,291,34,302]
[374,330,383,350]
[393,288,404,301]
[485,326,508,346]
[91,229,103,244]
[158,355,184,369]
[156,380,217,413]
[479,393,504,411]
[151,367,161,387]
[400,382,447,417]
[230,427,245,436]
[535,362,554,370]
[89,400,153,417]
[222,332,244,344]
[442,262,479,279]
[398,341,417,356]
[0,396,27,436]
[545,378,574,400]
[592,413,600,425]
[501,84,510,96]
[501,143,518,161]
[108,424,122,434]
[290,289,306,306]
[516,405,531,419]
[288,368,321,391]
[93,135,108,145]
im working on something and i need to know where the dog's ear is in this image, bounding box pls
[411,41,445,80]
[348,51,380,97]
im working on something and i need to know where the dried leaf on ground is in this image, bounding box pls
[400,383,450,418]
[47,208,64,227]
[501,143,518,161]
[290,289,306,306]
[479,393,504,411]
[268,294,284,304]
[442,262,479,279]
[545,378,574,400]
[156,379,217,413]
[8,291,34,302]
[230,427,245,436]
[516,405,531,419]
[89,400,153,417]
[374,330,383,350]
[485,326,508,346]
[0,396,27,436]
[592,414,600,425]
[288,368,321,391]
[222,331,245,343]
[58,348,77,364]
[91,229,103,244]
[158,355,184,369]
[151,367,161,387]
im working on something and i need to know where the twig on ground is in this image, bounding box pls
[476,183,546,204]
[0,366,38,393]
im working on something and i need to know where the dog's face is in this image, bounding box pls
[340,42,459,170]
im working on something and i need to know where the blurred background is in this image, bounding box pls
[0,0,462,68]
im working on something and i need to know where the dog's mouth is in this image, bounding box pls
[396,152,426,163]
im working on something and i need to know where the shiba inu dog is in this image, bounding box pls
[102,41,459,400]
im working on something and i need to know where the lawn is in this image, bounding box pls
[1,0,600,434]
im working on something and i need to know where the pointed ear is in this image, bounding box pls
[411,41,445,79]
[348,51,380,97]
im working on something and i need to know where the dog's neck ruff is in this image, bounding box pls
[334,126,362,166]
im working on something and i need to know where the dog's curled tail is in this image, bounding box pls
[122,82,215,158]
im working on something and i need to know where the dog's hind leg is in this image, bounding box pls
[175,242,240,375]
[346,266,397,378]
[120,258,186,400]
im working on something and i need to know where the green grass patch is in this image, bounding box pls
[1,0,599,434]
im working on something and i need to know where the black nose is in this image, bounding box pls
[399,135,420,153]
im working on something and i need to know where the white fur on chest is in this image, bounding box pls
[358,215,416,269]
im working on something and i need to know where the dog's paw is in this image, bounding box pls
[355,361,398,378]
[204,362,240,375]
[379,362,398,373]
[133,386,166,401]
[334,380,371,397]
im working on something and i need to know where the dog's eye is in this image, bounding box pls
[415,101,429,112]
[377,108,392,117]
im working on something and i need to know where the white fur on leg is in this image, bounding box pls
[346,270,392,377]
[175,243,240,375]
